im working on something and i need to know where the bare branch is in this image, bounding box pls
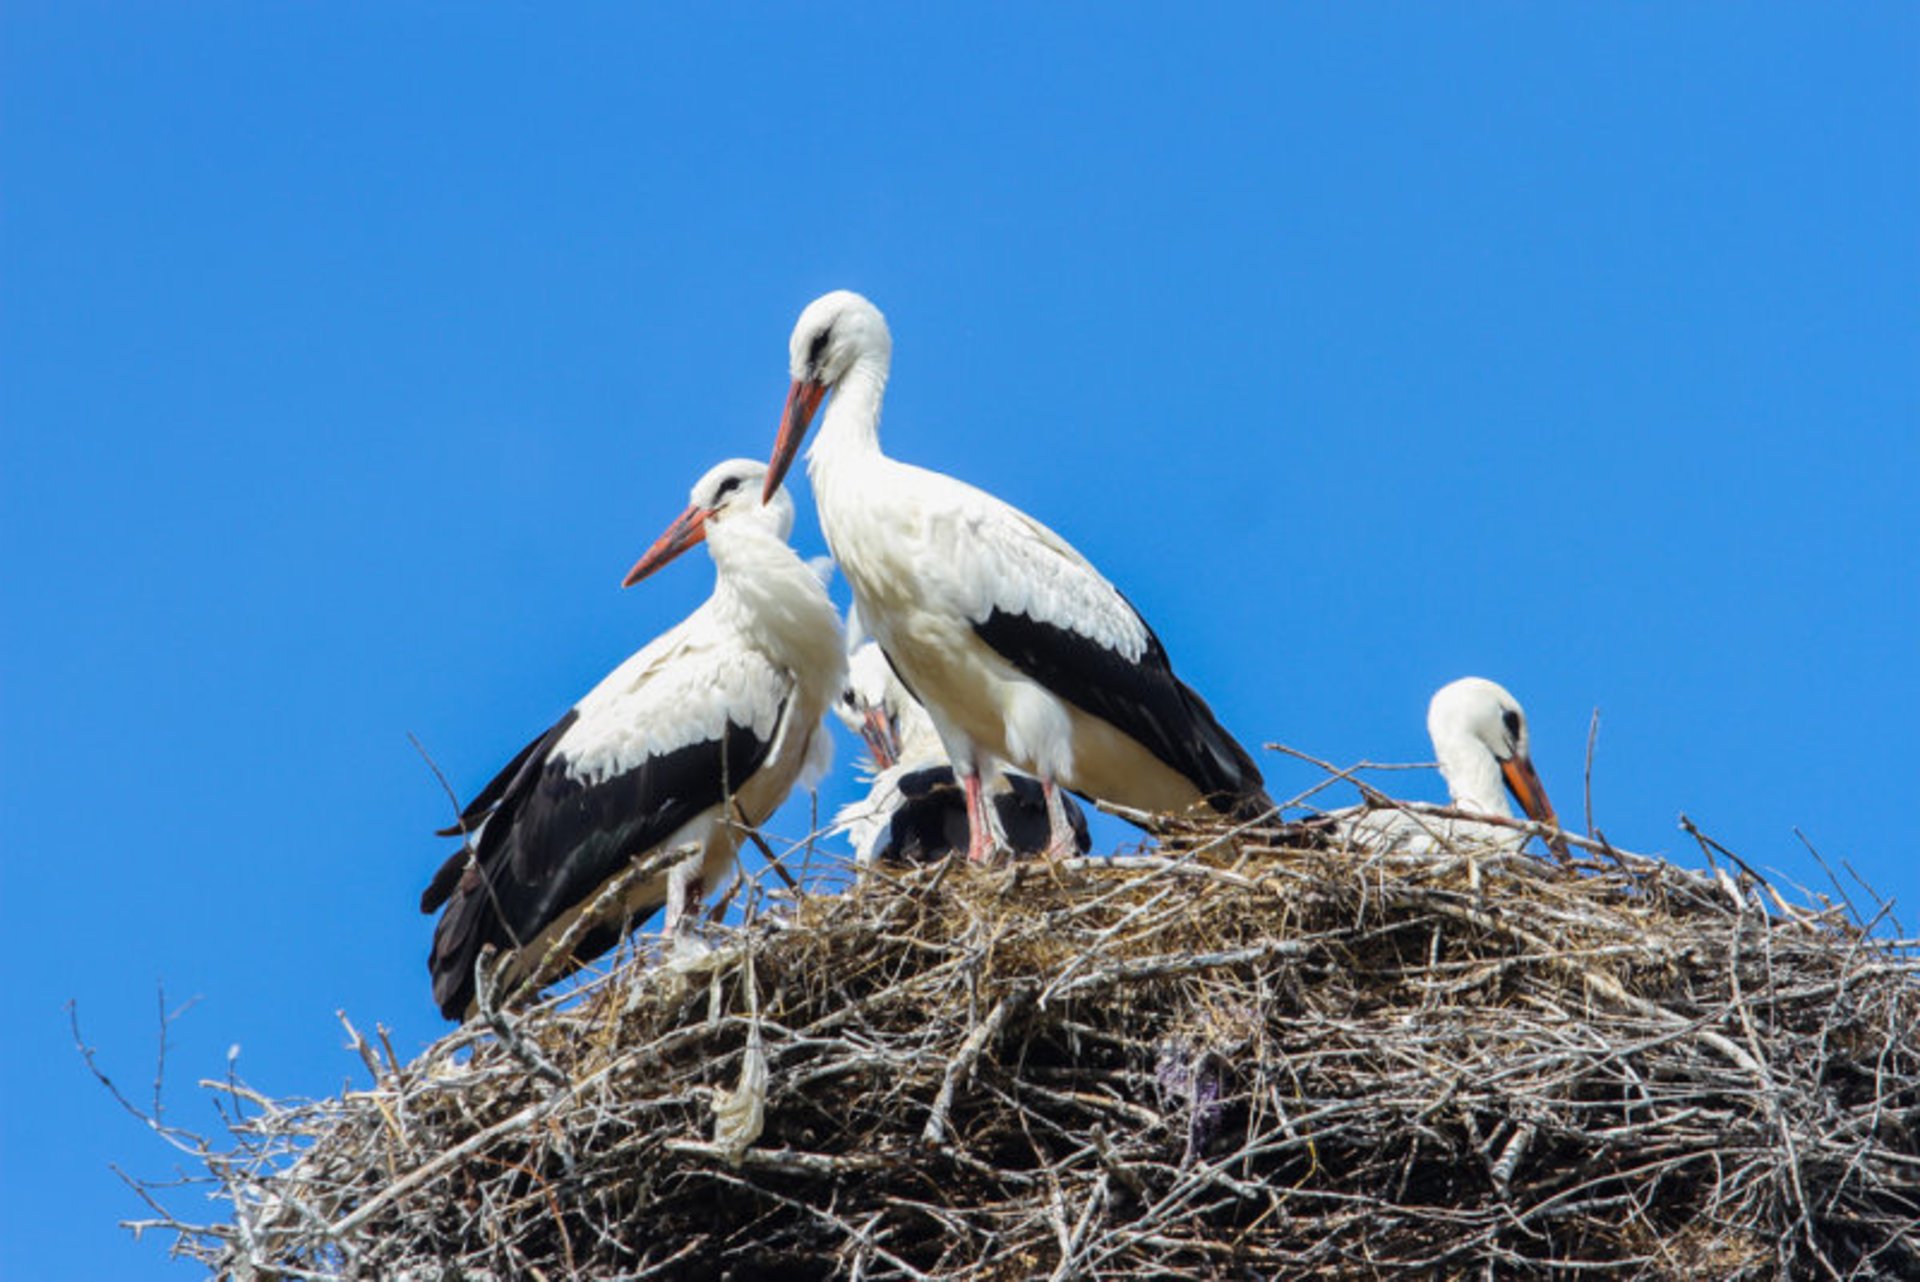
[101,778,1920,1281]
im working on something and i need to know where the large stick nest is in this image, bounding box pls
[138,811,1919,1279]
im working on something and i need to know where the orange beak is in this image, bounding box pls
[1499,754,1559,827]
[764,378,827,501]
[859,707,901,770]
[622,505,710,587]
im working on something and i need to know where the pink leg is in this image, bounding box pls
[962,770,998,864]
[1042,780,1078,860]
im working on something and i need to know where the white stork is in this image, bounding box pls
[764,290,1270,863]
[832,635,1090,865]
[1339,677,1563,855]
[420,458,844,1020]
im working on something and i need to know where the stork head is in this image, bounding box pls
[834,640,907,769]
[1425,677,1558,826]
[623,458,793,586]
[765,290,891,500]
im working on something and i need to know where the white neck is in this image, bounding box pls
[808,357,890,477]
[1433,730,1512,818]
[706,522,845,691]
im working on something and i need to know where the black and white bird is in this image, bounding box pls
[1339,677,1563,855]
[764,290,1270,863]
[420,458,844,1020]
[832,633,1090,865]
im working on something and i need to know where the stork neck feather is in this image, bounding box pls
[706,523,846,691]
[808,360,888,473]
[1433,731,1513,819]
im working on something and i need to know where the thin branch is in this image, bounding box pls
[1583,705,1601,840]
[99,797,1919,1281]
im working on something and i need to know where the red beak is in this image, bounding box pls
[860,707,901,770]
[1499,754,1559,828]
[765,378,827,501]
[622,505,710,587]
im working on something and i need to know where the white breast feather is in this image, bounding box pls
[794,710,836,792]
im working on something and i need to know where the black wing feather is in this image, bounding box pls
[973,607,1270,818]
[418,846,470,915]
[422,711,579,908]
[432,714,575,838]
[425,713,778,1020]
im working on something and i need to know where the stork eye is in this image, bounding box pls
[806,327,832,371]
[712,475,744,502]
[840,690,858,708]
[1502,709,1522,740]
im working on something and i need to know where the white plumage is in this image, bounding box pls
[834,627,946,776]
[831,631,1090,866]
[420,458,844,1020]
[831,637,942,863]
[1338,677,1563,856]
[765,290,1268,862]
[561,638,789,788]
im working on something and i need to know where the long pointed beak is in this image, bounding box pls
[860,707,901,770]
[622,505,710,587]
[765,378,827,501]
[1500,754,1559,827]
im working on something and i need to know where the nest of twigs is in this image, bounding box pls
[133,809,1920,1280]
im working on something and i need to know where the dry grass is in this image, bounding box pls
[114,803,1920,1280]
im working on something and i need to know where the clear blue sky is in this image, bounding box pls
[3,6,1914,1277]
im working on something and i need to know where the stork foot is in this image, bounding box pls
[965,827,1000,865]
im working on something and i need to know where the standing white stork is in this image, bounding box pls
[833,635,1090,865]
[420,458,844,1020]
[1339,677,1563,855]
[765,290,1270,863]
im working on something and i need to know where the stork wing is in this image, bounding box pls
[424,614,793,1018]
[431,718,567,841]
[928,479,1267,815]
[942,494,1155,662]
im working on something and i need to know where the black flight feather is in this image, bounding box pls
[425,712,778,1020]
[432,712,578,839]
[972,607,1270,819]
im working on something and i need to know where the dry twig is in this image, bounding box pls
[104,794,1920,1280]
